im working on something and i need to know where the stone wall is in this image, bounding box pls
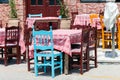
[0,0,25,33]
[0,0,120,32]
[64,0,120,16]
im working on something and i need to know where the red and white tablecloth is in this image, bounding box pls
[29,29,82,58]
[73,14,91,26]
[0,28,26,54]
[73,14,102,29]
[92,18,102,29]
[26,17,60,28]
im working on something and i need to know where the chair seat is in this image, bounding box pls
[71,47,86,53]
[71,43,81,48]
[37,50,62,56]
[0,43,17,47]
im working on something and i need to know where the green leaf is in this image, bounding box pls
[9,0,17,18]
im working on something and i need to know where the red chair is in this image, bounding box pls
[70,28,90,74]
[24,21,33,71]
[70,12,78,29]
[88,27,97,68]
[27,28,34,71]
[0,23,20,66]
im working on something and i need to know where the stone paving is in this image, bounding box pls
[0,48,120,80]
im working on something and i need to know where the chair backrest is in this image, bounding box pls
[32,26,54,52]
[71,24,91,30]
[70,12,78,29]
[81,28,90,50]
[71,12,78,21]
[28,13,42,18]
[89,27,97,47]
[89,13,99,24]
[5,26,20,45]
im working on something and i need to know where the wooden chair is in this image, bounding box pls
[117,15,120,49]
[32,26,63,78]
[90,13,102,47]
[99,14,118,49]
[25,13,42,70]
[71,23,91,30]
[89,13,99,24]
[24,21,33,71]
[70,28,90,74]
[88,27,97,68]
[0,24,20,66]
[28,13,43,29]
[70,12,78,29]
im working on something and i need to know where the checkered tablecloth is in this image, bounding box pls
[29,29,82,58]
[92,18,102,29]
[26,17,60,28]
[53,29,82,56]
[73,14,102,29]
[73,14,91,26]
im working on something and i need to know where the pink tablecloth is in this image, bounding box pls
[73,14,102,29]
[0,28,26,54]
[92,18,102,29]
[26,17,60,28]
[29,29,82,58]
[73,14,91,26]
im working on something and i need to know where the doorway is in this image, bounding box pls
[26,0,62,17]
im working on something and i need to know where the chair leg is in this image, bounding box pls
[23,51,26,62]
[1,48,3,58]
[51,57,55,78]
[95,48,97,68]
[44,57,47,73]
[16,47,21,64]
[80,55,83,74]
[27,57,30,71]
[86,53,90,71]
[34,56,38,76]
[60,54,63,74]
[4,52,7,66]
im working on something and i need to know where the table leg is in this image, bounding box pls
[64,54,69,75]
[58,20,60,29]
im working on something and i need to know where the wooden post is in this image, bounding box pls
[117,20,120,50]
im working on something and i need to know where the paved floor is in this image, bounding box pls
[0,48,120,80]
[0,63,120,80]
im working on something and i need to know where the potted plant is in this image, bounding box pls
[8,0,19,26]
[59,1,71,29]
